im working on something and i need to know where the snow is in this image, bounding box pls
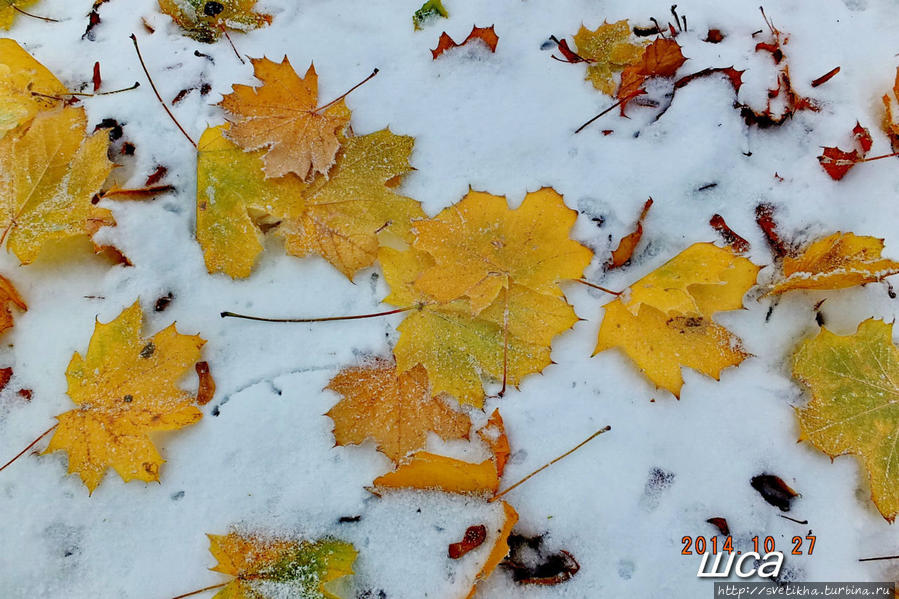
[2,0,899,597]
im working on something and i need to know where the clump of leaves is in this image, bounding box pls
[595,243,760,397]
[793,319,899,521]
[43,302,207,492]
[157,0,271,42]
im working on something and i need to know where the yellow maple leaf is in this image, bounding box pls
[207,531,357,599]
[0,106,114,264]
[572,20,644,95]
[196,125,424,279]
[373,451,499,495]
[42,302,206,493]
[325,358,471,464]
[157,0,271,43]
[793,319,899,521]
[381,247,579,407]
[769,232,899,295]
[595,243,759,397]
[0,0,41,29]
[413,188,593,315]
[219,57,351,180]
[0,39,67,136]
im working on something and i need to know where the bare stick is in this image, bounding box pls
[574,98,628,134]
[170,582,228,599]
[575,279,622,295]
[221,306,416,323]
[130,34,197,148]
[315,69,379,113]
[490,425,612,502]
[858,554,899,562]
[0,424,57,474]
[10,3,58,22]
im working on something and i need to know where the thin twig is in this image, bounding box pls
[0,424,57,474]
[490,425,612,502]
[575,279,622,295]
[315,69,379,113]
[220,306,416,323]
[129,33,197,148]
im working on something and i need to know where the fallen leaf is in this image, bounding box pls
[219,58,351,180]
[750,474,798,512]
[413,0,447,30]
[0,106,115,264]
[607,198,652,269]
[372,451,499,495]
[768,232,899,294]
[381,247,579,407]
[792,319,899,521]
[572,20,644,95]
[0,273,25,337]
[431,25,498,59]
[449,524,487,559]
[477,409,510,477]
[413,188,592,314]
[0,0,41,30]
[196,125,424,279]
[157,0,271,43]
[0,39,67,136]
[42,301,206,492]
[207,530,357,599]
[325,359,471,464]
[466,502,518,598]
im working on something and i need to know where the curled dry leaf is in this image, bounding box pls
[431,25,499,59]
[219,58,351,180]
[595,243,760,397]
[206,530,357,599]
[325,358,470,464]
[768,232,899,295]
[0,39,68,137]
[792,319,899,521]
[571,20,644,95]
[0,106,115,264]
[157,0,271,43]
[42,302,206,493]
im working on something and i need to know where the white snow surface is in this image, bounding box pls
[2,0,899,597]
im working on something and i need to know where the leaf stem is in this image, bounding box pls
[220,306,416,323]
[170,582,228,599]
[0,424,57,474]
[129,34,197,148]
[490,425,611,502]
[315,69,379,113]
[574,279,622,295]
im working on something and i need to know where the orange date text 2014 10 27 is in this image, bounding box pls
[682,535,816,556]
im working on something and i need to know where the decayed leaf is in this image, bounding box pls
[413,188,593,314]
[196,125,424,279]
[157,0,271,43]
[381,247,579,407]
[595,243,759,396]
[207,530,357,599]
[0,0,40,30]
[0,39,67,136]
[372,451,499,495]
[431,25,498,59]
[0,273,25,337]
[42,302,205,492]
[477,409,510,477]
[413,0,448,30]
[325,359,471,464]
[466,501,518,599]
[219,58,351,180]
[572,20,644,95]
[769,232,899,294]
[0,106,114,264]
[792,319,899,521]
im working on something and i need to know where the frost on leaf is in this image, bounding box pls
[207,530,357,599]
[158,0,271,42]
[196,125,424,279]
[768,232,899,294]
[0,106,115,264]
[595,243,759,397]
[219,58,350,180]
[0,39,67,136]
[325,358,471,464]
[572,20,644,95]
[42,302,206,493]
[793,319,899,521]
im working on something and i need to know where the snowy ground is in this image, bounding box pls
[1,0,899,597]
